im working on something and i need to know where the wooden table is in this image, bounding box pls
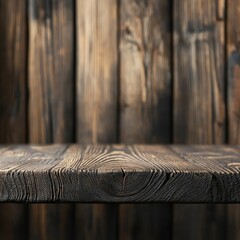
[0,145,239,203]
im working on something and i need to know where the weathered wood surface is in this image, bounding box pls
[76,1,118,239]
[227,1,240,239]
[173,0,225,144]
[0,0,26,143]
[0,145,240,203]
[120,0,171,143]
[29,0,74,143]
[173,0,226,239]
[76,0,118,144]
[1,0,240,238]
[119,0,172,239]
[0,1,28,239]
[28,0,75,239]
[227,0,240,145]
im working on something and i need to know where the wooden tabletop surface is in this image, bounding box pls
[0,145,240,203]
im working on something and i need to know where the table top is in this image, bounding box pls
[0,144,239,203]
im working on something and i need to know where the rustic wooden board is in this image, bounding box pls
[227,0,240,238]
[119,0,172,239]
[173,0,225,144]
[76,0,118,144]
[227,0,240,145]
[28,0,75,239]
[29,0,74,143]
[0,0,26,143]
[173,0,226,239]
[76,1,118,239]
[0,1,27,239]
[120,0,171,143]
[0,145,240,203]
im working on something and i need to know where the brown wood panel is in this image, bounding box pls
[76,0,118,239]
[227,0,240,239]
[1,145,240,203]
[0,0,27,239]
[0,0,26,142]
[227,0,240,144]
[173,0,226,239]
[119,0,172,238]
[119,0,172,144]
[28,0,75,239]
[76,0,118,144]
[28,0,74,143]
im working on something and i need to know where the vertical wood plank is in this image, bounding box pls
[120,0,172,144]
[0,0,28,239]
[0,1,27,142]
[28,0,75,239]
[75,204,118,240]
[29,0,74,143]
[173,0,225,144]
[119,0,172,239]
[227,0,240,239]
[173,0,226,239]
[76,0,118,239]
[76,0,118,144]
[227,0,240,145]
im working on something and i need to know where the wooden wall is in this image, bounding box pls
[0,0,239,239]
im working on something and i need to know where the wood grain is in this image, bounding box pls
[119,0,172,239]
[0,1,27,239]
[173,0,225,144]
[120,0,171,143]
[29,0,74,143]
[227,0,240,145]
[173,0,226,239]
[28,0,74,239]
[76,1,118,239]
[76,0,118,144]
[227,1,240,239]
[0,145,239,203]
[0,0,26,143]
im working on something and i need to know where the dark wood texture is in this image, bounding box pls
[227,1,240,239]
[120,0,171,143]
[173,0,226,239]
[0,0,26,143]
[1,0,240,239]
[0,145,240,202]
[29,0,74,143]
[173,0,225,144]
[76,1,118,239]
[75,203,117,240]
[119,0,172,239]
[76,0,118,144]
[227,0,240,144]
[0,1,28,239]
[28,0,74,239]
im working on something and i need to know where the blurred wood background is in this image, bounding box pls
[0,0,239,239]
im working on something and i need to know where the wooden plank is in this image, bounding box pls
[74,198,117,240]
[120,0,171,143]
[0,145,240,202]
[227,0,240,145]
[76,0,118,239]
[76,0,118,143]
[29,0,74,143]
[28,0,74,239]
[0,0,26,142]
[227,0,240,238]
[173,0,226,239]
[173,0,225,144]
[0,1,27,239]
[119,0,172,239]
